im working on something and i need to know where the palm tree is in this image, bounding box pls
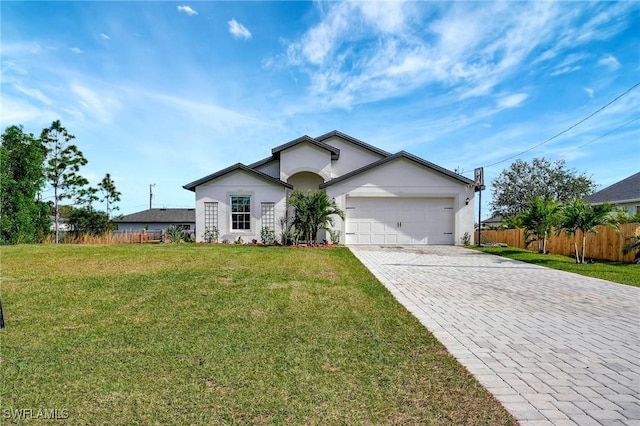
[518,196,560,253]
[288,189,345,244]
[558,199,614,263]
[623,233,640,264]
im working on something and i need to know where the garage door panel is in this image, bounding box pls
[371,222,386,233]
[346,197,454,245]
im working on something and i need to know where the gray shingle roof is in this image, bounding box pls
[113,208,195,223]
[271,135,340,160]
[315,130,391,157]
[587,172,640,204]
[183,163,294,192]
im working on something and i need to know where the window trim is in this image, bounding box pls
[230,194,252,232]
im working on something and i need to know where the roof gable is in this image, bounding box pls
[315,130,391,157]
[271,135,340,160]
[183,163,293,191]
[319,151,473,188]
[588,172,640,203]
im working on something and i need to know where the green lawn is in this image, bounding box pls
[0,244,515,425]
[475,246,640,287]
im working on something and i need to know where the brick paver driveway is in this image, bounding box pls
[350,245,640,426]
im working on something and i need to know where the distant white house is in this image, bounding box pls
[183,130,476,245]
[587,172,640,217]
[113,208,196,232]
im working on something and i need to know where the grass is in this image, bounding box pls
[475,246,640,287]
[0,244,515,425]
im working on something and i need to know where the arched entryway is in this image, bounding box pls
[287,171,324,192]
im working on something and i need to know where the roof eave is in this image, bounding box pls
[315,130,391,157]
[183,163,293,191]
[320,151,473,188]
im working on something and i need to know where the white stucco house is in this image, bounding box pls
[183,130,476,245]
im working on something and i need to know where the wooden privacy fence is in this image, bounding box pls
[478,222,639,263]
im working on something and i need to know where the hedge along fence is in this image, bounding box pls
[478,222,640,263]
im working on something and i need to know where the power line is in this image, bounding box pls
[482,81,640,170]
[576,115,640,149]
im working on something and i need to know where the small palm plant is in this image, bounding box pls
[623,233,640,264]
[557,199,614,263]
[288,189,345,245]
[518,196,560,253]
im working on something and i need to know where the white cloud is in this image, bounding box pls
[584,87,594,98]
[598,54,620,70]
[550,66,582,77]
[70,84,120,123]
[281,2,634,111]
[100,33,111,40]
[13,83,53,105]
[497,93,528,109]
[228,19,252,40]
[355,1,410,33]
[0,96,57,127]
[177,5,198,16]
[70,47,84,54]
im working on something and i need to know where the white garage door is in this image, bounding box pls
[345,197,454,245]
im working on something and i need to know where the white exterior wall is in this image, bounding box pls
[253,160,280,179]
[324,158,475,245]
[194,170,288,243]
[279,143,332,182]
[321,136,386,178]
[615,201,640,216]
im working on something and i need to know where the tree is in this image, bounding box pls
[98,173,121,218]
[41,120,88,243]
[491,158,596,218]
[0,125,50,244]
[66,206,110,237]
[76,186,99,211]
[288,189,345,244]
[557,199,615,264]
[518,196,560,254]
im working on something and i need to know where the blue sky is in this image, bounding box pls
[2,1,639,218]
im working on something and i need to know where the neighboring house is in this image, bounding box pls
[113,208,196,232]
[183,130,476,245]
[49,215,72,232]
[587,172,640,217]
[481,214,505,229]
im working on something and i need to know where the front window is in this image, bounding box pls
[231,196,251,230]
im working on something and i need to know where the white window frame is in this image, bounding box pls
[230,195,252,232]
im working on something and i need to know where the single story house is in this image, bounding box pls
[587,172,640,217]
[183,130,476,245]
[113,208,196,233]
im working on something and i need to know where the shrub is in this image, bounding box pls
[166,225,189,243]
[204,226,219,243]
[261,226,276,245]
[327,228,341,244]
[461,232,471,246]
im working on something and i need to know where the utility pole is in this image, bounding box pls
[149,183,155,209]
[474,168,484,246]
